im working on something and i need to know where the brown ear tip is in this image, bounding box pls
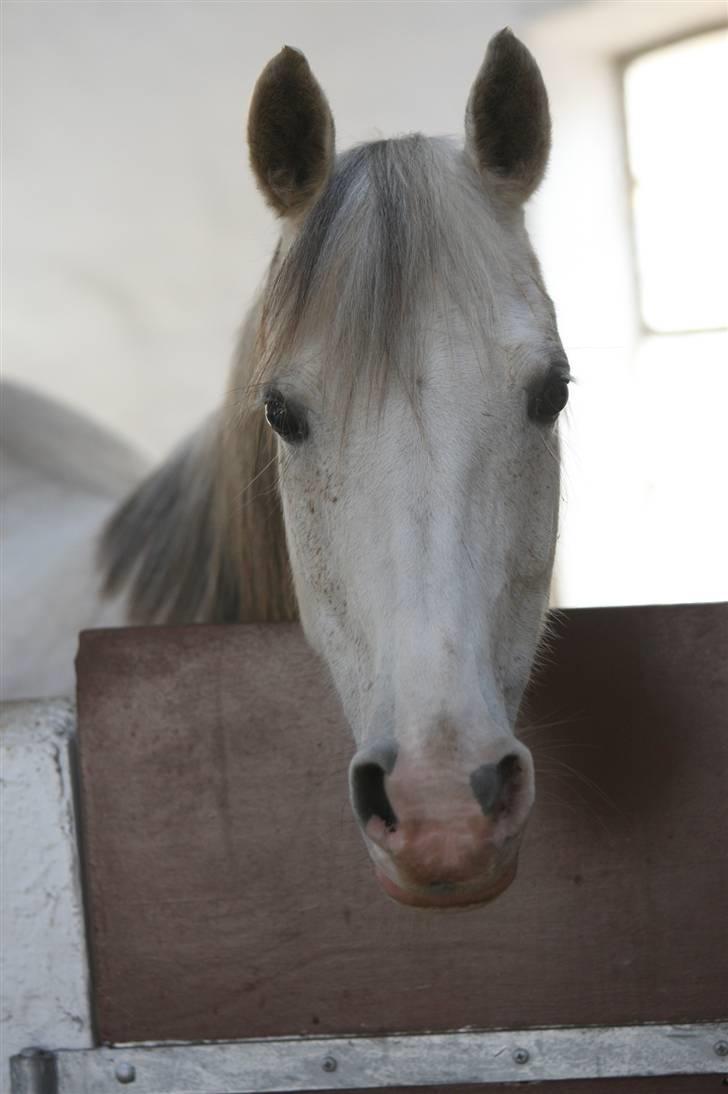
[491,26,525,52]
[255,45,312,92]
[488,26,541,77]
[278,44,309,67]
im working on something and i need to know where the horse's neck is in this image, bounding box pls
[1,380,148,497]
[101,310,297,625]
[1,382,145,699]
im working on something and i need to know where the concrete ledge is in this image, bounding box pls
[1,700,92,1088]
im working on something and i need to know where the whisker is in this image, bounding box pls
[542,758,621,814]
[232,453,280,506]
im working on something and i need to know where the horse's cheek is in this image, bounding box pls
[281,481,337,626]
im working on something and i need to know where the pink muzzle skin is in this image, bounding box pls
[374,855,519,909]
[366,810,523,909]
[351,740,533,909]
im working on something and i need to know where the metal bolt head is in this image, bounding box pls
[715,1040,728,1058]
[513,1047,530,1065]
[115,1061,136,1084]
[322,1054,338,1073]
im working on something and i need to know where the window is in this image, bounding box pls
[623,29,728,334]
[526,6,728,608]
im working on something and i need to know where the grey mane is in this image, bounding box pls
[100,419,224,622]
[99,311,296,625]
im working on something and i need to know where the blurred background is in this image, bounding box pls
[2,0,726,607]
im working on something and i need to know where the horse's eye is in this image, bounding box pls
[529,374,569,424]
[264,391,308,443]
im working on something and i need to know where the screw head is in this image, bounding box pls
[115,1062,136,1084]
[715,1040,728,1058]
[322,1054,338,1073]
[513,1047,530,1065]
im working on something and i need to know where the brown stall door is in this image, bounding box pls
[76,605,728,1085]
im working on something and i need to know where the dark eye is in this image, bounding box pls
[264,390,308,443]
[529,374,569,424]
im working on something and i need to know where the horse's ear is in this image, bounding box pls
[248,46,335,217]
[465,28,550,204]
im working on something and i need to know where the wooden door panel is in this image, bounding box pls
[75,605,728,1045]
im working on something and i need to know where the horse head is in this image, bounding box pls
[245,32,567,908]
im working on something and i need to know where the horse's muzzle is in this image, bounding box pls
[350,739,533,909]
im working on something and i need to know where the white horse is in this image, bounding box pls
[2,30,569,908]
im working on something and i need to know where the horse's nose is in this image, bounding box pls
[349,741,533,905]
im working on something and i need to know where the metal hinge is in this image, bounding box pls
[9,1048,58,1094]
[10,1022,728,1093]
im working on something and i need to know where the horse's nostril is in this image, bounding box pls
[497,752,521,787]
[351,761,398,832]
[470,753,522,819]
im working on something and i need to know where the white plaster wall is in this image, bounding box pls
[0,702,92,1086]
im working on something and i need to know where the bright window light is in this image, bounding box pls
[623,29,728,334]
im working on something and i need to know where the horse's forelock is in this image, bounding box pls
[252,134,503,410]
